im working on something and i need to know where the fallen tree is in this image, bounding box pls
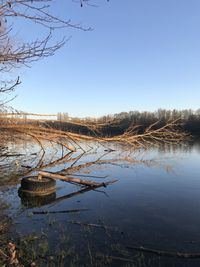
[0,116,188,179]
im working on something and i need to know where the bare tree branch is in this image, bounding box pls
[0,0,92,98]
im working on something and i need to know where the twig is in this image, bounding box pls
[127,246,200,259]
[32,208,89,215]
[88,242,93,266]
[103,255,136,263]
[66,220,113,230]
[0,248,9,259]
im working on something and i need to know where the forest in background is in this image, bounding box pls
[46,108,200,137]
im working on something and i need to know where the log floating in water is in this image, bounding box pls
[65,173,108,179]
[38,171,115,187]
[127,246,200,259]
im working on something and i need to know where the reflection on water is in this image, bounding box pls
[1,140,200,266]
[19,191,57,208]
[157,139,200,154]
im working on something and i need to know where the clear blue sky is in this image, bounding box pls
[11,0,200,117]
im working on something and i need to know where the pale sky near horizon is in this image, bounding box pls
[10,0,200,117]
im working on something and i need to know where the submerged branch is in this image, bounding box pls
[32,208,89,215]
[127,246,200,259]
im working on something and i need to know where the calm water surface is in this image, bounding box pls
[1,141,200,266]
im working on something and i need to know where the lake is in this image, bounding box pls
[1,140,200,266]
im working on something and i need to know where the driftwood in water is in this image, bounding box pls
[67,173,108,179]
[67,220,112,230]
[32,208,89,215]
[127,246,200,259]
[38,171,111,187]
[105,255,135,263]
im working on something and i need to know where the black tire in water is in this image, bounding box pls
[19,176,56,206]
[21,176,56,192]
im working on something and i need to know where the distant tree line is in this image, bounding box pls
[95,109,200,136]
[46,109,200,137]
[2,108,200,137]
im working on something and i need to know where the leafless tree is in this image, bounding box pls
[0,0,93,98]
